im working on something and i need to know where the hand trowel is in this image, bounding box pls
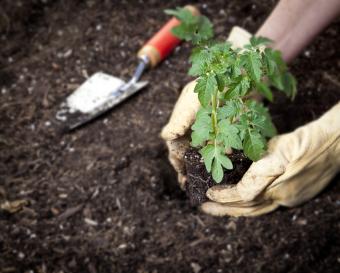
[56,5,199,131]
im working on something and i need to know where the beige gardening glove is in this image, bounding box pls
[161,27,252,189]
[201,102,340,217]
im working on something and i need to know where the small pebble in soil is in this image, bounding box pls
[59,193,68,199]
[190,262,201,273]
[27,87,34,94]
[63,49,73,58]
[84,218,98,226]
[297,219,307,225]
[118,243,127,249]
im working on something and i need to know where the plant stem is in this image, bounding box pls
[211,92,218,139]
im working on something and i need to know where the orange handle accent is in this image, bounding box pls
[138,5,200,67]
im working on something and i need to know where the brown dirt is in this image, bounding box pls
[0,1,340,273]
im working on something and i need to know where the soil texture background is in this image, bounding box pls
[1,1,340,272]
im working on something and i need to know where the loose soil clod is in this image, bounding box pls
[184,148,252,206]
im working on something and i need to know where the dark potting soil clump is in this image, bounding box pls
[184,148,252,206]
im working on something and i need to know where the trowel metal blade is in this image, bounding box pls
[56,72,148,131]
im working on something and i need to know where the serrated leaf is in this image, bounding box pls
[269,73,284,90]
[171,24,195,41]
[218,120,242,149]
[272,50,286,71]
[188,61,206,76]
[212,159,224,183]
[193,16,214,43]
[200,144,215,172]
[191,108,212,146]
[243,130,266,161]
[244,51,262,82]
[212,145,233,182]
[283,72,297,99]
[225,76,250,99]
[217,101,239,120]
[210,42,232,54]
[194,75,217,107]
[216,74,226,92]
[251,115,276,137]
[232,57,242,77]
[165,8,196,24]
[200,144,233,183]
[250,36,272,47]
[166,8,213,44]
[263,48,278,76]
[255,81,273,101]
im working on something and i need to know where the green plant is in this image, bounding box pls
[165,8,297,182]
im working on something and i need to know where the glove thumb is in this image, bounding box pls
[237,154,286,202]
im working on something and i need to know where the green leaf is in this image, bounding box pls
[165,8,196,24]
[193,16,214,44]
[255,81,273,101]
[269,73,284,90]
[225,76,250,99]
[250,36,272,47]
[218,120,242,149]
[217,100,240,120]
[244,51,262,82]
[194,75,217,107]
[282,72,297,99]
[251,115,276,137]
[200,144,215,172]
[201,144,232,183]
[165,8,213,44]
[232,57,242,77]
[243,130,266,161]
[263,48,278,76]
[189,48,212,76]
[191,108,212,146]
[216,74,226,92]
[246,100,276,137]
[212,159,224,183]
[210,42,232,54]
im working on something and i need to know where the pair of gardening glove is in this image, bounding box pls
[161,26,340,217]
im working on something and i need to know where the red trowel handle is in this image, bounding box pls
[137,5,200,67]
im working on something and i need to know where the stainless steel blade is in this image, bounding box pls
[56,79,148,131]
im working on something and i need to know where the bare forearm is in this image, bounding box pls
[256,0,340,63]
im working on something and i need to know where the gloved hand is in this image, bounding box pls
[201,102,340,217]
[161,26,252,189]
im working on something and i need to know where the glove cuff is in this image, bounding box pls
[227,26,252,48]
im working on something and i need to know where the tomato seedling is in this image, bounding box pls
[166,8,297,182]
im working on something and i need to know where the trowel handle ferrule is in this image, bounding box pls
[137,5,200,68]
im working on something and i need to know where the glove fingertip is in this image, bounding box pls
[160,125,185,141]
[206,185,241,203]
[200,202,227,217]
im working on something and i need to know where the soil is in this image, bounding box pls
[185,149,252,206]
[0,1,340,273]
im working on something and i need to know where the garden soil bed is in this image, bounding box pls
[1,1,339,272]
